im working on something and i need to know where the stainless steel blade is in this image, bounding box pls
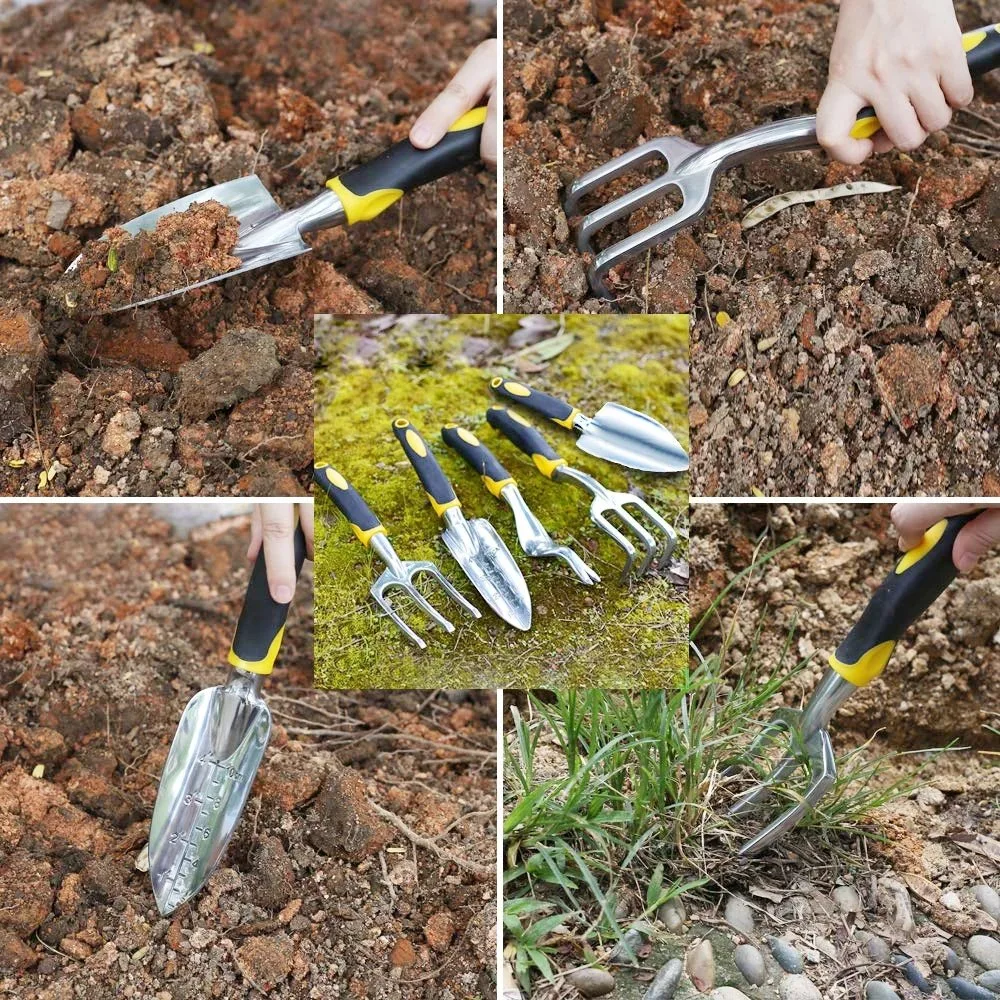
[576,403,689,473]
[440,509,532,630]
[148,669,270,916]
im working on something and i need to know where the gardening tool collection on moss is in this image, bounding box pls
[564,23,1000,298]
[314,379,683,648]
[728,512,979,856]
[148,522,308,915]
[65,107,488,312]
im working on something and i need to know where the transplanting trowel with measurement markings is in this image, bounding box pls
[148,523,307,915]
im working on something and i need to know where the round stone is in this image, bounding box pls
[725,896,756,937]
[609,927,647,964]
[778,974,822,1000]
[977,970,1000,991]
[768,936,805,974]
[565,967,615,997]
[658,898,686,932]
[734,944,766,987]
[968,936,1000,972]
[945,947,963,974]
[712,990,752,1000]
[643,958,683,1000]
[893,954,932,992]
[974,886,1000,922]
[941,891,963,912]
[833,885,862,914]
[948,977,996,1000]
[865,936,891,963]
[865,982,901,1000]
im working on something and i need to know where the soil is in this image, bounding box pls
[0,505,496,999]
[313,313,689,689]
[54,200,241,315]
[503,0,999,497]
[0,0,495,497]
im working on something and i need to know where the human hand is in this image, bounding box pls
[248,502,314,603]
[891,503,1000,573]
[409,39,497,168]
[816,0,973,164]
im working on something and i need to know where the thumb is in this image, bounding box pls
[816,80,874,165]
[953,509,1000,573]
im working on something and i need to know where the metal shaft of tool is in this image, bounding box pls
[236,189,346,262]
[498,482,599,585]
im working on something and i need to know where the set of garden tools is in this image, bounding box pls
[566,23,1000,298]
[315,379,687,650]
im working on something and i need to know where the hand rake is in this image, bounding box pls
[313,463,480,649]
[729,512,978,856]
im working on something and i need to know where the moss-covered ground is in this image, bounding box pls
[313,315,689,688]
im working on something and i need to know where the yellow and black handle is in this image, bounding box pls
[393,418,462,519]
[490,377,582,430]
[441,423,517,499]
[313,463,386,547]
[227,521,307,676]
[486,406,568,480]
[851,24,1000,140]
[326,107,487,225]
[829,512,979,687]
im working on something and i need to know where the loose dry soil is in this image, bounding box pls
[0,0,496,497]
[504,0,999,497]
[0,506,496,999]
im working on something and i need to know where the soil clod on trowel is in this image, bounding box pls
[55,200,241,315]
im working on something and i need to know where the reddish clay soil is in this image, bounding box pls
[0,0,495,497]
[0,506,496,999]
[504,0,998,497]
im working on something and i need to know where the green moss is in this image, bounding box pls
[314,315,689,689]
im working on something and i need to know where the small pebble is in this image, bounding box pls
[833,885,862,914]
[865,983,901,1000]
[893,954,933,993]
[712,990,751,1000]
[977,970,1000,992]
[565,968,615,998]
[734,944,766,986]
[974,886,1000,922]
[609,927,646,965]
[941,892,963,912]
[866,936,891,963]
[778,973,822,1000]
[687,938,715,992]
[969,936,1000,972]
[658,898,686,932]
[643,958,682,1000]
[946,948,963,974]
[768,936,805,974]
[725,896,756,937]
[949,977,997,1000]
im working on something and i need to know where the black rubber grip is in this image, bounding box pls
[441,424,514,486]
[834,513,978,668]
[313,464,382,541]
[230,522,307,668]
[338,111,484,200]
[489,377,577,426]
[393,418,459,513]
[486,406,565,474]
[967,23,1000,77]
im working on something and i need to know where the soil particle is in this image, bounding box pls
[0,300,46,439]
[390,936,418,967]
[874,344,942,427]
[234,932,294,992]
[101,408,142,459]
[0,851,54,937]
[175,328,280,420]
[248,836,296,912]
[424,910,456,952]
[306,763,391,860]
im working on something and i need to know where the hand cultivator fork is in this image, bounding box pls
[486,406,676,583]
[564,24,1000,299]
[313,463,480,649]
[729,513,978,856]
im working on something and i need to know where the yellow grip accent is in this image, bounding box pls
[499,379,531,398]
[532,453,567,479]
[351,523,386,547]
[320,466,349,491]
[851,115,882,140]
[551,407,582,430]
[428,494,462,518]
[483,475,515,498]
[448,106,488,132]
[228,626,285,676]
[963,28,989,51]
[404,428,427,457]
[829,639,897,687]
[326,175,403,225]
[457,427,480,447]
[895,518,947,574]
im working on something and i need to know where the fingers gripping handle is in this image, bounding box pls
[228,522,307,676]
[489,377,581,430]
[829,513,979,687]
[486,406,567,479]
[327,107,486,224]
[441,424,516,499]
[393,418,461,518]
[313,464,385,546]
[851,24,1000,139]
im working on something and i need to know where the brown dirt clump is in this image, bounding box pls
[0,0,495,496]
[54,200,241,315]
[0,505,496,999]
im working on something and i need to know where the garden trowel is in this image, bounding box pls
[489,378,688,474]
[564,24,1000,297]
[729,512,978,856]
[393,418,532,631]
[148,522,307,915]
[65,107,487,312]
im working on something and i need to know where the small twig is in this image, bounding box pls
[895,176,921,257]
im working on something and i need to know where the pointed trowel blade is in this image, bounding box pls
[148,671,270,916]
[577,402,689,473]
[441,513,532,630]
